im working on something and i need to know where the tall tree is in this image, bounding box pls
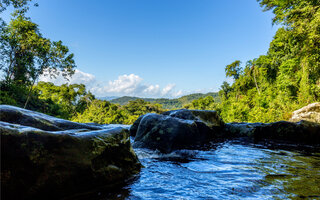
[0,5,75,108]
[219,81,232,100]
[258,0,320,102]
[217,0,320,123]
[225,60,242,80]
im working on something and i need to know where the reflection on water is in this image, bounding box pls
[125,140,320,200]
[75,139,320,200]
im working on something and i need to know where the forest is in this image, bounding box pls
[1,0,319,124]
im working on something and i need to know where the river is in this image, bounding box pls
[81,138,320,200]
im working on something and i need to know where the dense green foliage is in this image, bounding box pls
[73,99,164,124]
[110,92,219,109]
[33,82,94,119]
[203,0,320,122]
[183,96,217,110]
[2,80,165,124]
[0,1,75,109]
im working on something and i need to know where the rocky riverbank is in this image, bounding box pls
[1,103,320,199]
[131,104,320,153]
[0,105,141,200]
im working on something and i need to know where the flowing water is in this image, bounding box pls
[89,139,320,200]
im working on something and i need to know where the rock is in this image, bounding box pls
[0,105,141,200]
[132,110,224,153]
[252,120,320,144]
[225,120,320,144]
[0,105,101,131]
[131,108,320,153]
[130,114,145,137]
[103,124,131,131]
[290,102,320,123]
[162,109,224,127]
[224,122,264,137]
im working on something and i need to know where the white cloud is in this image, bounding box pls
[143,84,160,95]
[161,83,175,95]
[39,70,185,98]
[173,90,183,97]
[39,69,96,87]
[106,74,143,94]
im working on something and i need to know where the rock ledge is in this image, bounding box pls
[0,105,141,200]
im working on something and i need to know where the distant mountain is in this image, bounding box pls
[110,92,219,109]
[97,96,119,101]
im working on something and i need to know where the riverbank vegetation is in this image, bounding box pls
[216,0,320,122]
[1,0,319,124]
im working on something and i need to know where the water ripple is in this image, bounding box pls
[125,139,320,200]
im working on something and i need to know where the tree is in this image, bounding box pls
[225,60,242,80]
[0,13,75,108]
[219,81,232,100]
[258,0,320,102]
[184,96,216,110]
[0,0,38,24]
[246,60,260,94]
[215,0,320,123]
[73,99,165,125]
[34,82,90,119]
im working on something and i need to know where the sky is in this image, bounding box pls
[2,0,279,98]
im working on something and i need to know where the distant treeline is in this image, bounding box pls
[107,92,220,109]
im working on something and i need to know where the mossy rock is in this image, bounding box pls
[224,121,320,144]
[0,105,101,131]
[132,112,224,153]
[290,102,320,123]
[162,109,224,128]
[0,106,141,200]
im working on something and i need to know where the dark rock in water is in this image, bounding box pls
[163,109,224,127]
[290,102,320,123]
[132,110,224,153]
[132,108,320,153]
[0,105,141,200]
[130,114,145,137]
[225,120,320,144]
[224,122,266,137]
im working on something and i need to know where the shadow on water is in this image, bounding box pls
[61,179,135,200]
[254,149,320,199]
[72,139,320,199]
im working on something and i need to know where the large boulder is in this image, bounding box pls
[0,105,101,131]
[223,122,264,137]
[130,114,145,137]
[290,102,320,123]
[132,110,224,153]
[0,105,141,200]
[224,120,320,144]
[162,109,224,127]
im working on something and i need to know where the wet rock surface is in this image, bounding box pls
[0,105,141,200]
[132,110,225,153]
[162,109,224,127]
[225,120,320,144]
[130,114,145,137]
[0,105,101,131]
[2,105,320,199]
[132,108,320,153]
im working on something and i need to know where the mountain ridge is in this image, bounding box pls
[107,92,219,109]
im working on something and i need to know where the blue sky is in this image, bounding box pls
[2,0,278,98]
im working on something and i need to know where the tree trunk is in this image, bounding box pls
[24,77,37,109]
[252,66,260,95]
